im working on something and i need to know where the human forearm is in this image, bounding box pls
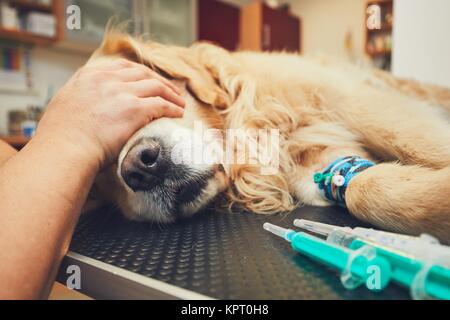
[0,58,185,299]
[0,140,17,166]
[0,133,99,299]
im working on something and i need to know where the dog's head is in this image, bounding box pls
[89,31,290,222]
[90,32,232,223]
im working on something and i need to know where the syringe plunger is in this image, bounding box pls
[293,219,347,236]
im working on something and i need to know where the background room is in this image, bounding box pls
[1,0,449,146]
[1,0,450,301]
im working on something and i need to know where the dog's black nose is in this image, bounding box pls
[121,138,166,192]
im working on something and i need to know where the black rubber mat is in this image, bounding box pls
[69,205,410,300]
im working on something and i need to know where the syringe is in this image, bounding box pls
[293,219,450,265]
[263,222,392,291]
[293,219,450,300]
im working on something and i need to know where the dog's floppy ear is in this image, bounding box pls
[92,31,229,109]
[93,31,143,63]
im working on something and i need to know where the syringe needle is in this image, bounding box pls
[263,223,295,242]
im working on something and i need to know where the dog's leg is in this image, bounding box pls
[345,163,450,243]
[335,88,450,169]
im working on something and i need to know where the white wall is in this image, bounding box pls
[290,0,367,61]
[0,48,89,134]
[392,0,450,87]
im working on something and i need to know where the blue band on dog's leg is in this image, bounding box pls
[314,156,375,207]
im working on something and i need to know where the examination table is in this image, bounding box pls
[57,205,409,299]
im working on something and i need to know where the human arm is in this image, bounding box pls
[0,140,17,166]
[0,58,185,299]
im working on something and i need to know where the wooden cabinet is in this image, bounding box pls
[198,0,240,51]
[241,1,301,52]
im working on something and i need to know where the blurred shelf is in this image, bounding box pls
[0,86,38,95]
[8,0,53,13]
[365,0,393,71]
[0,28,57,45]
[0,135,31,148]
[366,48,392,57]
[0,0,61,45]
[367,0,393,5]
[367,24,392,32]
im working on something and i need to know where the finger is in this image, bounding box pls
[153,73,181,95]
[138,97,185,120]
[128,79,185,107]
[114,64,181,94]
[143,67,181,95]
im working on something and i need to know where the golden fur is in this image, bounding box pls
[90,31,450,242]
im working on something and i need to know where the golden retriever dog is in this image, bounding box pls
[88,30,450,243]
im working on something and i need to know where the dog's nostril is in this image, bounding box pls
[121,138,166,191]
[140,146,160,167]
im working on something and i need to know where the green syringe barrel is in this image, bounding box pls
[350,239,450,300]
[288,232,392,290]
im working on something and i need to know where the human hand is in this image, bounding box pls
[36,58,185,169]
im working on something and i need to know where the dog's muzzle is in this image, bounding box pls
[120,137,211,207]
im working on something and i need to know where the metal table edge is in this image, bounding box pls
[57,251,214,300]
